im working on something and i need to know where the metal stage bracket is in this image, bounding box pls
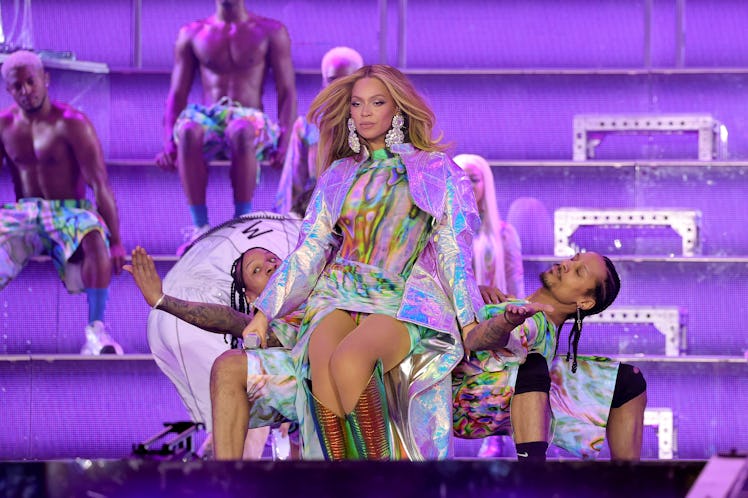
[554,207,702,257]
[572,113,728,161]
[644,407,677,460]
[584,306,688,356]
[132,421,205,461]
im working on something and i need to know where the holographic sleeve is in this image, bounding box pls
[256,166,340,321]
[433,161,484,329]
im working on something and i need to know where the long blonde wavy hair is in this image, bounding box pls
[307,64,445,175]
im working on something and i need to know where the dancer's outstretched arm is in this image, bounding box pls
[123,246,252,338]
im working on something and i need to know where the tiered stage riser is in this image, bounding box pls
[3,70,748,163]
[0,0,745,468]
[1,163,744,355]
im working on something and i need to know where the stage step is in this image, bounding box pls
[102,70,748,162]
[1,355,745,461]
[4,160,745,258]
[5,68,748,162]
[0,355,188,460]
[554,207,702,257]
[0,165,284,258]
[573,113,728,161]
[585,306,688,356]
[0,260,177,355]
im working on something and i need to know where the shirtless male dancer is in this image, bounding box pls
[156,0,297,254]
[0,50,125,354]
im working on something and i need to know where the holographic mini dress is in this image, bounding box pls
[300,148,432,353]
[255,143,484,460]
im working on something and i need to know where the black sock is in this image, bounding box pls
[515,441,548,463]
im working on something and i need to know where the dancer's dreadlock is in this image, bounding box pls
[557,256,621,373]
[226,253,250,349]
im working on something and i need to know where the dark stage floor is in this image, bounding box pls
[0,459,709,498]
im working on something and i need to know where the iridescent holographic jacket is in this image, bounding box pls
[255,143,484,459]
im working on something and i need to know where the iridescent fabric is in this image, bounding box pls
[452,301,620,458]
[274,116,319,214]
[303,259,422,353]
[0,198,109,292]
[174,96,280,163]
[452,366,514,438]
[255,144,483,460]
[337,150,431,272]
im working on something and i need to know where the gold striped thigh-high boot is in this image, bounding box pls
[305,381,347,461]
[345,359,392,460]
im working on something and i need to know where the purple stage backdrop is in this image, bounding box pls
[0,0,746,461]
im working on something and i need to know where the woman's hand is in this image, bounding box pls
[479,285,512,304]
[503,301,554,327]
[242,310,269,349]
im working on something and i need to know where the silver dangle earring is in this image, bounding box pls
[384,112,405,150]
[347,117,361,153]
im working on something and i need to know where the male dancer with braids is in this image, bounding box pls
[130,213,301,458]
[0,50,125,354]
[128,247,646,461]
[455,252,647,462]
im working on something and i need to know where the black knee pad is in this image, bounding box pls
[611,363,647,409]
[514,353,551,395]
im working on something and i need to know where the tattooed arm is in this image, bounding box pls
[123,246,282,346]
[464,301,554,352]
[155,296,283,347]
[156,295,250,337]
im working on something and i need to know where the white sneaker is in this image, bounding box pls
[80,320,124,355]
[176,224,211,257]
